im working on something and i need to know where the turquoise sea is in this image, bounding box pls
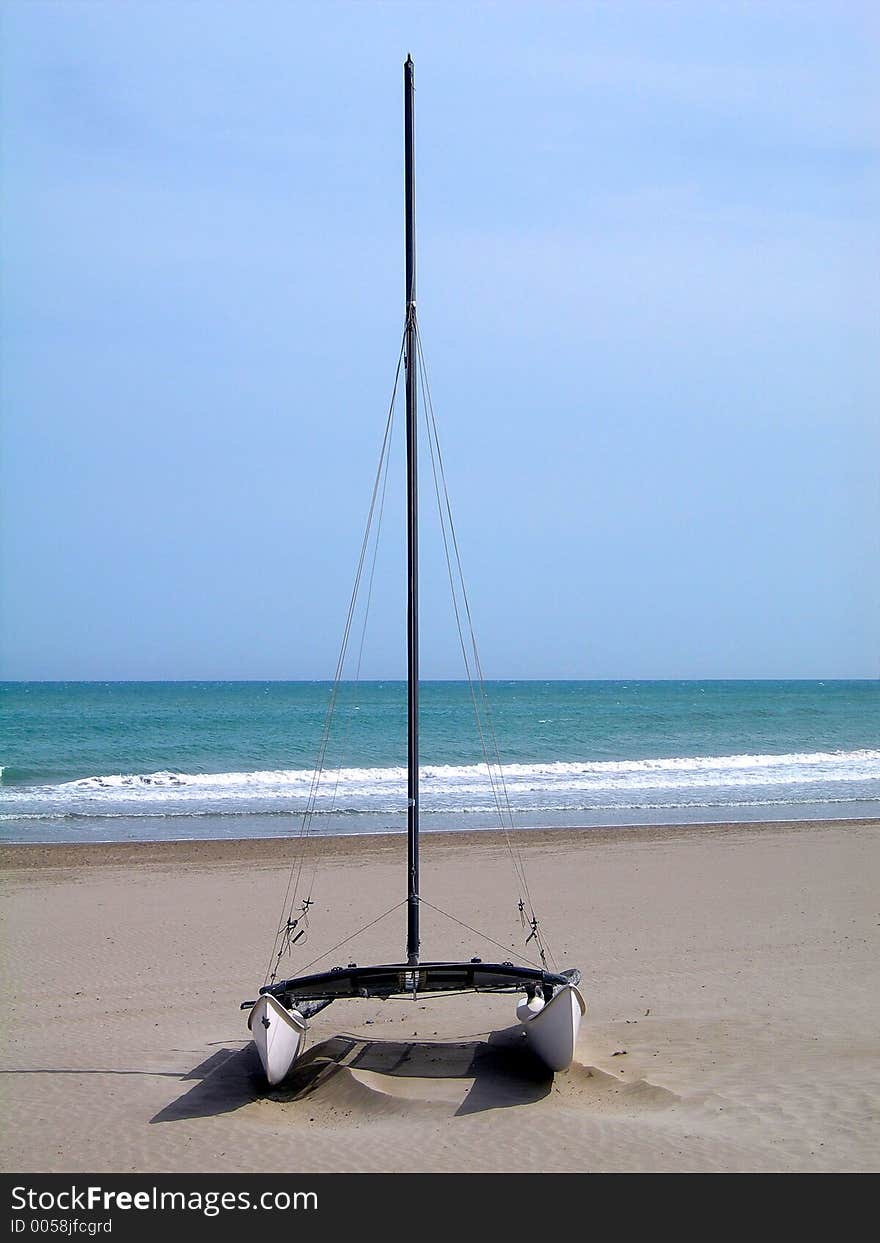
[1,680,877,842]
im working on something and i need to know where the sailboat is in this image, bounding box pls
[244,56,585,1086]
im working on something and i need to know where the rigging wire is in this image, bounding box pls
[291,900,408,977]
[263,333,406,986]
[415,323,557,971]
[264,314,559,985]
[301,366,397,907]
[418,897,544,972]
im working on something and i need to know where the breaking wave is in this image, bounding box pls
[1,749,878,822]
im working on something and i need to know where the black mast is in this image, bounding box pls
[404,54,420,967]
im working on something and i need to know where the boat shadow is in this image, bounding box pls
[151,1027,550,1123]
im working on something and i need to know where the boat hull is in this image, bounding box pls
[248,994,307,1085]
[516,984,586,1071]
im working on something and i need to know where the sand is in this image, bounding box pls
[1,819,878,1173]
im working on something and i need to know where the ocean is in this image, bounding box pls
[1,680,877,843]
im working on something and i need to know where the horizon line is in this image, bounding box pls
[2,676,878,686]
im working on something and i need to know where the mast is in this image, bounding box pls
[404,53,420,966]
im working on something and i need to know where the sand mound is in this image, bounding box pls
[564,1061,679,1111]
[279,1063,462,1119]
[251,1033,553,1120]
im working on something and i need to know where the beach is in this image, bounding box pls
[2,818,878,1173]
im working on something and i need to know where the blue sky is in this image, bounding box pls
[1,1,877,679]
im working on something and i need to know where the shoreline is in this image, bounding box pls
[2,815,878,870]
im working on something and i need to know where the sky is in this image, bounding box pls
[1,1,878,680]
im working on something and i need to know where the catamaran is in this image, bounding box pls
[244,56,585,1085]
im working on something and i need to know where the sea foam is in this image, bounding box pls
[1,749,878,821]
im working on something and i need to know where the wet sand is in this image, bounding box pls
[2,819,878,1172]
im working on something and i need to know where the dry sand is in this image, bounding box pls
[2,820,878,1173]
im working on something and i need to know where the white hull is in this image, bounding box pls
[516,984,586,1071]
[248,994,307,1085]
